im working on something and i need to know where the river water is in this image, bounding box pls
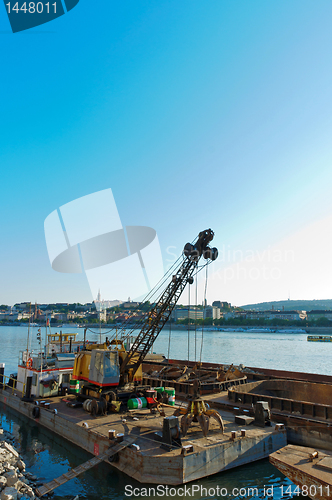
[0,325,321,500]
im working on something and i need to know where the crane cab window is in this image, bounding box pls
[89,350,120,385]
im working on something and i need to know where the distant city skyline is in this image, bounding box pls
[1,2,332,306]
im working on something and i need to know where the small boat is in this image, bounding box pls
[307,335,332,342]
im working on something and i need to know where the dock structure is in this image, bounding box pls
[270,445,332,500]
[0,388,286,489]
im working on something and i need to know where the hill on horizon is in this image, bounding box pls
[240,299,332,311]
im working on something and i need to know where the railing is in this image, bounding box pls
[1,375,25,396]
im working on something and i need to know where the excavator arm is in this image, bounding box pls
[119,228,218,384]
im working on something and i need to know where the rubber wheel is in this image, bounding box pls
[32,406,40,419]
[90,400,98,417]
[108,391,117,402]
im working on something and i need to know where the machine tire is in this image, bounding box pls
[108,391,117,402]
[32,406,40,419]
[100,397,107,416]
[108,452,119,463]
[90,399,98,417]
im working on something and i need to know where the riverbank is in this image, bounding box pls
[305,326,332,334]
[2,323,332,335]
[0,427,43,499]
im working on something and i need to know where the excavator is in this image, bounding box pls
[72,229,218,409]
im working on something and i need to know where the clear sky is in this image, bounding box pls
[1,1,332,306]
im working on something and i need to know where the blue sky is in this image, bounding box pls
[1,1,332,306]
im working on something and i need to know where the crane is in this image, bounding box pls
[72,229,218,406]
[119,228,218,384]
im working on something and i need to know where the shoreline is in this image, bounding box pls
[1,324,332,333]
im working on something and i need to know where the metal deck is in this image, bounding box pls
[270,444,332,500]
[0,388,287,485]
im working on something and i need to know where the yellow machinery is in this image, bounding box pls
[72,339,143,403]
[72,229,218,407]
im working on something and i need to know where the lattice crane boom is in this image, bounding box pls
[120,228,218,383]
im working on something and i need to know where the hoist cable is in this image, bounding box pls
[187,280,190,363]
[200,263,209,366]
[167,315,172,360]
[194,271,198,363]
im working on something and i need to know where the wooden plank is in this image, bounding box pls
[36,437,136,497]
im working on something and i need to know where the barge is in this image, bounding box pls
[227,378,332,450]
[270,445,332,500]
[3,355,332,492]
[15,331,104,398]
[0,387,287,489]
[142,359,332,451]
[1,227,326,492]
[308,335,332,342]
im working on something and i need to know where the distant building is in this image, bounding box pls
[212,301,231,309]
[14,302,30,311]
[53,313,68,322]
[172,307,203,321]
[122,301,140,308]
[225,311,246,320]
[244,310,306,321]
[307,310,332,321]
[268,310,306,321]
[204,306,221,320]
[94,290,122,312]
[98,310,107,322]
[67,312,85,320]
[0,312,32,321]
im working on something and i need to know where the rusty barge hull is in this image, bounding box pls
[270,445,332,500]
[227,379,332,451]
[141,373,248,396]
[143,358,332,385]
[228,379,332,421]
[142,360,332,451]
[0,389,287,485]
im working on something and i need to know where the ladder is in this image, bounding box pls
[35,437,136,497]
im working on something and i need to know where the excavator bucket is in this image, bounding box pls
[197,413,210,437]
[205,409,224,433]
[181,413,194,437]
